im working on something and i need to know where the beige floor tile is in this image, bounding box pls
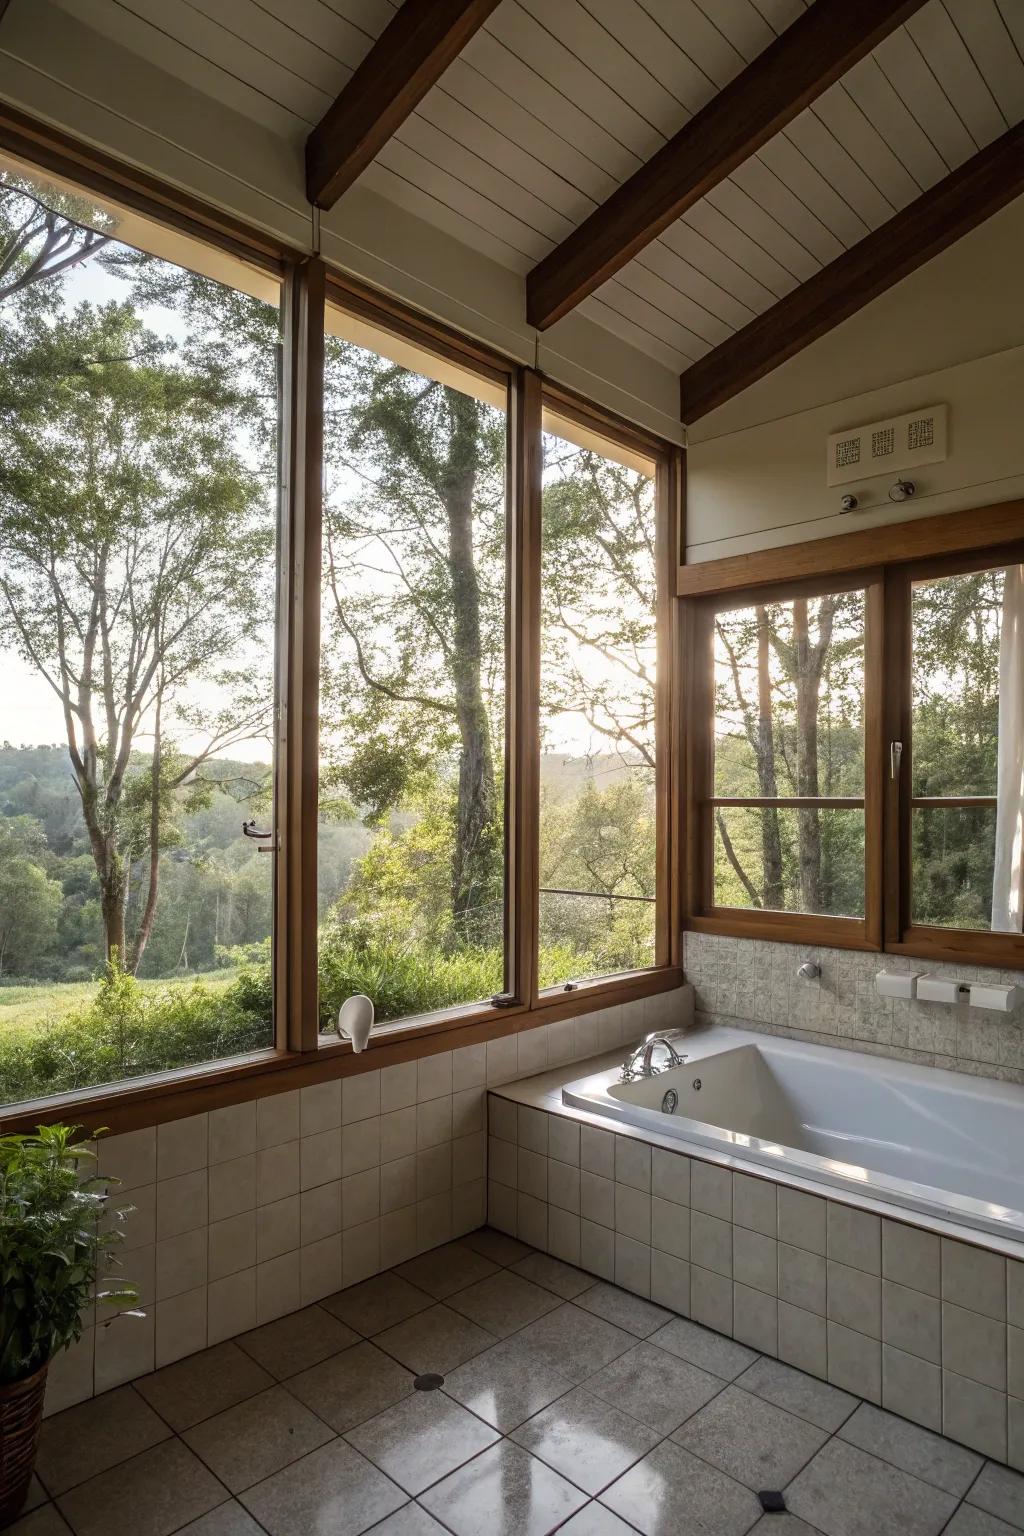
[345,1390,498,1495]
[671,1384,827,1490]
[34,1385,170,1496]
[840,1402,982,1497]
[575,1282,672,1339]
[735,1356,857,1434]
[599,1440,761,1536]
[648,1316,757,1381]
[967,1462,1024,1527]
[584,1340,723,1436]
[321,1271,433,1337]
[173,1504,266,1534]
[239,1440,406,1536]
[511,1387,660,1495]
[134,1340,273,1430]
[421,1440,587,1536]
[396,1242,500,1299]
[786,1437,957,1536]
[442,1334,575,1432]
[234,1304,359,1378]
[460,1228,533,1266]
[944,1508,1020,1535]
[182,1384,334,1492]
[286,1340,414,1433]
[362,1506,450,1536]
[2,1508,73,1536]
[374,1303,497,1375]
[510,1252,597,1299]
[446,1269,561,1336]
[513,1303,635,1385]
[57,1439,224,1536]
[557,1504,640,1536]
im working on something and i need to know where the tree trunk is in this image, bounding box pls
[755,607,785,909]
[793,598,823,913]
[442,389,498,942]
[131,688,163,974]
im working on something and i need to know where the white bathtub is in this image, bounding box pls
[562,1024,1024,1241]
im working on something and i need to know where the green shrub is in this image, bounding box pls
[0,1125,138,1382]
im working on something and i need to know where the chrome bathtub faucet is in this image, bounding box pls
[620,1030,688,1082]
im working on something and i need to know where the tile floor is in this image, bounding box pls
[9,1228,1024,1536]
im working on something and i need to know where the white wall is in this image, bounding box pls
[0,0,683,445]
[686,196,1024,561]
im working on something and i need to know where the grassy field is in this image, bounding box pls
[0,968,239,1032]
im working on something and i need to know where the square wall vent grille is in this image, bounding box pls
[827,403,947,487]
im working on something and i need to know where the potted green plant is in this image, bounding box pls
[0,1125,140,1522]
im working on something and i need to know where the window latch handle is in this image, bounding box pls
[890,741,903,781]
[242,818,277,853]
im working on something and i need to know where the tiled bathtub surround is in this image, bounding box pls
[684,931,1024,1082]
[488,1086,1024,1469]
[45,991,674,1417]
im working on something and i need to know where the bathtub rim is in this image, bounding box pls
[560,1023,1024,1247]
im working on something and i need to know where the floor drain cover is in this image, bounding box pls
[758,1491,787,1514]
[414,1373,445,1391]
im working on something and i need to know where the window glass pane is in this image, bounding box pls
[318,307,508,1028]
[714,808,865,916]
[0,159,280,1105]
[713,593,866,799]
[911,569,1001,797]
[910,565,1014,932]
[538,421,657,984]
[911,806,996,930]
[710,591,866,920]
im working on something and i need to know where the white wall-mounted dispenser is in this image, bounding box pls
[969,983,1020,1012]
[875,970,920,999]
[916,975,964,1005]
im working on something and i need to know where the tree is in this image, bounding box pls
[321,348,507,945]
[0,300,272,969]
[0,818,61,974]
[0,172,112,307]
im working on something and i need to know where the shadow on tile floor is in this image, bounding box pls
[6,1228,1024,1536]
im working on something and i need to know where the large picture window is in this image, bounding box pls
[538,411,659,987]
[0,154,282,1104]
[316,302,510,1029]
[0,130,678,1121]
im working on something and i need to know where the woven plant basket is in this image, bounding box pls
[0,1360,49,1524]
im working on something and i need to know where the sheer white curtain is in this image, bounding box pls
[992,563,1024,932]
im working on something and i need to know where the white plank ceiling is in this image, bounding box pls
[55,0,1024,373]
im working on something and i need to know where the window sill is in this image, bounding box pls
[0,965,682,1135]
[687,912,879,952]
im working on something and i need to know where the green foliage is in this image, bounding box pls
[0,959,271,1103]
[0,1124,138,1383]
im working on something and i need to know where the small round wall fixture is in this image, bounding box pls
[797,961,821,980]
[888,479,916,502]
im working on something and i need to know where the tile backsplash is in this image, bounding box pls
[684,932,1024,1083]
[46,991,676,1417]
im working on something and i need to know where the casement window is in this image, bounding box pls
[684,541,1024,967]
[884,547,1024,966]
[537,404,663,988]
[0,131,680,1121]
[686,576,882,949]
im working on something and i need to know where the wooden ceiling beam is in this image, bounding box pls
[526,0,926,332]
[306,0,500,210]
[679,122,1024,425]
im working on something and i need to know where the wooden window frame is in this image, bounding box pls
[681,506,1024,971]
[884,541,1024,969]
[535,383,680,999]
[0,111,682,1134]
[684,570,884,952]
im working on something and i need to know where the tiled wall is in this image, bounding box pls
[487,1091,1024,1469]
[684,931,1024,1083]
[45,991,673,1417]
